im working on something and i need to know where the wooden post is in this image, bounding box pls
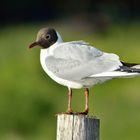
[56,114,100,140]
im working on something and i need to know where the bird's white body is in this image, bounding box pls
[40,48,83,89]
[40,32,140,89]
[40,34,83,89]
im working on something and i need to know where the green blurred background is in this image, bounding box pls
[0,0,140,140]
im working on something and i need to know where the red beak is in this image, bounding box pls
[28,42,39,49]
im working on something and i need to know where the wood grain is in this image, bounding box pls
[56,114,99,140]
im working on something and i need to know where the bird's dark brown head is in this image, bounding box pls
[29,27,58,49]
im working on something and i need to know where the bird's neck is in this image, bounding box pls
[56,31,63,44]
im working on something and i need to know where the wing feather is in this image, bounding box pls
[45,41,122,81]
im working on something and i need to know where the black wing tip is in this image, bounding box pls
[121,61,139,67]
[116,61,140,73]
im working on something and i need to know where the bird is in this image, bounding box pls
[28,27,140,115]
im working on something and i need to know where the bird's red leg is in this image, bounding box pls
[75,88,89,115]
[67,88,73,114]
[84,88,89,114]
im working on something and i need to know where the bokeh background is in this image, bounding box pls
[0,0,140,140]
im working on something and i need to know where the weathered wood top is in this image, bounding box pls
[56,114,100,140]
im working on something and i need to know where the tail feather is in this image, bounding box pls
[90,61,140,78]
[118,61,140,73]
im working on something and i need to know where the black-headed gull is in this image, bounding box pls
[29,27,140,114]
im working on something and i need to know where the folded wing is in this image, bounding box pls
[45,41,122,81]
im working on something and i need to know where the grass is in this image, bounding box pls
[0,22,140,140]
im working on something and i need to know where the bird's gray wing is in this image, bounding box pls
[53,41,103,60]
[45,41,122,81]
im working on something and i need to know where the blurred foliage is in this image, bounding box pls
[0,0,139,25]
[0,21,140,140]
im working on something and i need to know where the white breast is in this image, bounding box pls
[40,48,83,89]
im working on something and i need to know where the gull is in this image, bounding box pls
[28,27,140,115]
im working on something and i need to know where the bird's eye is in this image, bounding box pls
[45,34,51,40]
